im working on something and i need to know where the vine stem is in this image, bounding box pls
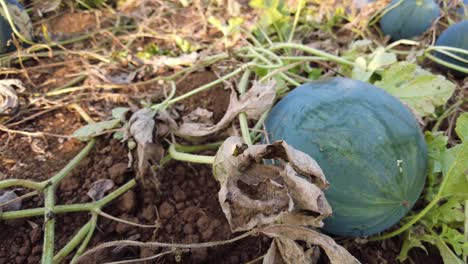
[288,0,305,43]
[238,70,253,145]
[0,180,137,220]
[168,144,214,164]
[42,186,56,263]
[71,213,98,264]
[269,43,354,66]
[424,52,468,74]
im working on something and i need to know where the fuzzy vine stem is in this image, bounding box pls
[269,43,355,66]
[168,144,215,164]
[71,213,98,264]
[0,180,137,220]
[238,69,253,145]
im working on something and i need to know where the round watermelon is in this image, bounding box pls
[265,78,428,237]
[0,0,32,53]
[434,20,468,77]
[380,0,440,40]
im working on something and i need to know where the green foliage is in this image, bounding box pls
[374,62,456,117]
[398,114,468,263]
[249,0,294,41]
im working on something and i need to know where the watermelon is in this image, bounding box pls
[434,20,468,77]
[0,0,32,53]
[380,0,440,40]
[265,78,428,237]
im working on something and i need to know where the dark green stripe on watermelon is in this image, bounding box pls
[434,20,468,77]
[265,78,428,237]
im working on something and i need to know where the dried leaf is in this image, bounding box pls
[127,108,156,146]
[264,237,312,264]
[213,136,331,232]
[33,0,62,14]
[183,107,213,124]
[144,52,199,70]
[176,80,276,138]
[0,79,25,115]
[262,225,360,264]
[87,179,115,201]
[125,108,165,182]
[0,190,21,213]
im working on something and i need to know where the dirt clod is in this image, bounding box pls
[118,190,136,213]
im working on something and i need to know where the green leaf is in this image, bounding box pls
[440,143,468,199]
[426,198,464,227]
[440,224,467,256]
[455,112,468,142]
[72,119,121,140]
[397,230,427,262]
[420,234,465,264]
[374,62,456,117]
[425,131,448,174]
[112,107,130,120]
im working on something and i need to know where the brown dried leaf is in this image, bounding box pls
[87,179,114,201]
[125,108,165,182]
[264,237,311,264]
[262,225,361,264]
[176,80,276,138]
[213,136,331,232]
[0,190,21,213]
[0,79,25,116]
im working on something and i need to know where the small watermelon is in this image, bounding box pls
[380,0,440,40]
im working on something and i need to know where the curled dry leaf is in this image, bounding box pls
[262,225,361,264]
[125,108,165,182]
[0,190,21,214]
[176,80,276,139]
[213,136,331,232]
[0,79,26,116]
[87,179,115,201]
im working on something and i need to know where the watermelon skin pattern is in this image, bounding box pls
[380,0,440,40]
[434,20,468,77]
[0,0,32,53]
[265,78,428,237]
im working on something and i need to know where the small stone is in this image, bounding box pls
[27,256,39,264]
[59,175,80,191]
[18,247,29,256]
[31,246,41,255]
[141,206,155,222]
[175,202,185,210]
[196,214,210,230]
[173,186,187,202]
[118,190,136,213]
[15,256,26,264]
[108,163,127,184]
[159,202,175,219]
[183,224,194,235]
[104,156,113,167]
[201,226,214,240]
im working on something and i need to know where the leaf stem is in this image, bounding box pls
[270,43,354,66]
[238,70,253,145]
[288,0,305,43]
[71,213,98,264]
[42,186,56,263]
[53,218,93,263]
[168,144,214,164]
